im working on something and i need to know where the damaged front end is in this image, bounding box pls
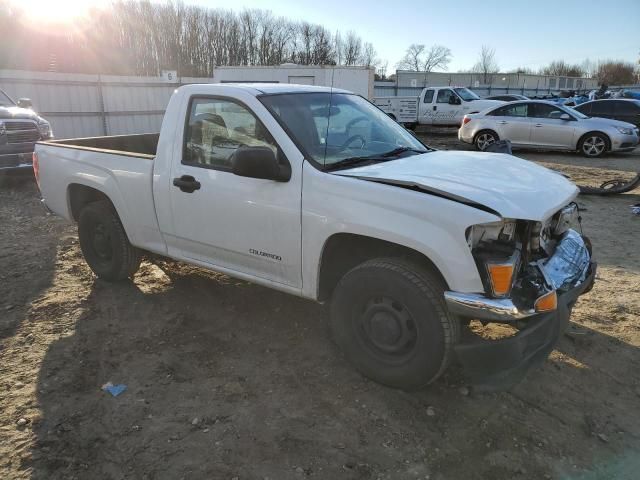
[444,202,596,388]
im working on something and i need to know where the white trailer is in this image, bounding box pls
[212,65,375,99]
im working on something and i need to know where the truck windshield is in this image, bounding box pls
[259,92,428,170]
[454,88,480,101]
[0,90,15,107]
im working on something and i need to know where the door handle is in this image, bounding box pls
[497,121,507,125]
[173,175,201,193]
[534,123,543,127]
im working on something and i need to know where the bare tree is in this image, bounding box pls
[360,42,378,68]
[398,44,425,71]
[422,45,452,72]
[540,60,584,77]
[0,0,377,74]
[397,44,451,72]
[472,45,499,84]
[596,60,636,85]
[342,31,362,66]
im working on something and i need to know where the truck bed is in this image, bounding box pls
[43,133,159,159]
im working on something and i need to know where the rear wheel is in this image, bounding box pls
[579,133,608,157]
[474,130,498,151]
[330,258,459,390]
[78,200,142,281]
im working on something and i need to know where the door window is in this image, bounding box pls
[528,103,567,119]
[423,89,435,103]
[590,101,612,116]
[614,101,639,115]
[575,103,592,115]
[491,104,528,117]
[183,97,277,169]
[436,89,455,104]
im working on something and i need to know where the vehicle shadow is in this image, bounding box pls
[0,176,66,343]
[27,258,640,479]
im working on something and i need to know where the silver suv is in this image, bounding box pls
[459,100,639,157]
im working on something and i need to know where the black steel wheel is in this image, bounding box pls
[330,258,459,389]
[78,200,141,281]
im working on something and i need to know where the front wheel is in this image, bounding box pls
[78,200,142,281]
[330,258,459,390]
[579,133,608,157]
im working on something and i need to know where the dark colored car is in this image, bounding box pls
[574,99,640,128]
[0,89,53,174]
[485,94,529,102]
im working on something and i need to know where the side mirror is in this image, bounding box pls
[231,146,290,182]
[448,95,461,105]
[559,113,572,121]
[17,98,33,109]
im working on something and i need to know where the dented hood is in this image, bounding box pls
[335,151,578,221]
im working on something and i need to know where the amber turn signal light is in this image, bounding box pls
[487,263,514,297]
[535,290,558,312]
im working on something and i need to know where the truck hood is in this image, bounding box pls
[335,151,578,221]
[0,106,39,120]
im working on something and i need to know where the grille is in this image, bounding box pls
[5,121,37,131]
[4,121,40,144]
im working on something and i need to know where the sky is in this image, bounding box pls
[189,0,640,73]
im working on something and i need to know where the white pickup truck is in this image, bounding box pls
[35,83,595,389]
[373,86,504,128]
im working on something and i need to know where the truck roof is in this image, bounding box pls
[179,83,351,96]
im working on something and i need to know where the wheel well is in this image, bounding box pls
[68,184,113,221]
[317,233,446,301]
[577,131,611,150]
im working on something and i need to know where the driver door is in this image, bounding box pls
[432,89,458,125]
[166,96,302,288]
[529,103,576,148]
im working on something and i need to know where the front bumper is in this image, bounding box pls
[449,262,596,389]
[610,132,639,152]
[0,148,34,174]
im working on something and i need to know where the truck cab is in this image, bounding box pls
[417,87,504,126]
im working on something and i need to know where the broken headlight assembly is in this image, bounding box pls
[466,220,522,298]
[467,205,589,313]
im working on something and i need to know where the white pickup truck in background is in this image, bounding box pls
[374,86,504,128]
[34,83,595,390]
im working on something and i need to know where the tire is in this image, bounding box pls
[474,130,499,151]
[579,132,609,158]
[330,258,459,390]
[77,200,142,281]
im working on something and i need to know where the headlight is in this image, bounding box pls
[37,119,52,138]
[615,126,633,135]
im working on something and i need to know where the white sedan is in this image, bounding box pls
[459,100,639,157]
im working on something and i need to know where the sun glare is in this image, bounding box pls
[18,0,106,24]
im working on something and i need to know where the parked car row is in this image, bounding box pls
[459,99,639,157]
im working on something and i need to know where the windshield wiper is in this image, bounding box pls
[325,147,429,172]
[380,146,429,157]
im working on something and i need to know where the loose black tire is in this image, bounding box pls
[330,258,459,390]
[474,130,499,151]
[77,200,142,281]
[578,132,609,158]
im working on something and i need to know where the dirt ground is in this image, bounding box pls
[1,133,639,480]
